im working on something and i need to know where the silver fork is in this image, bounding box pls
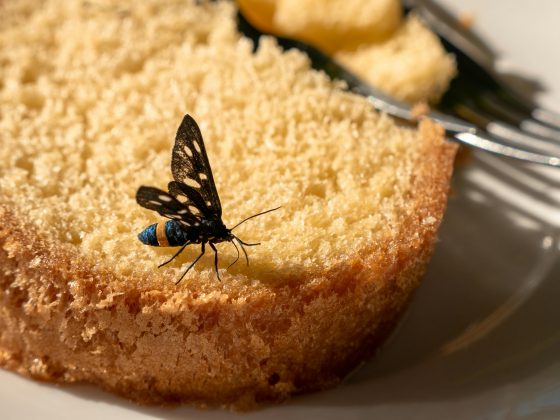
[235,2,560,167]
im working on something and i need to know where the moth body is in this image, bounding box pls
[138,220,187,247]
[138,219,233,248]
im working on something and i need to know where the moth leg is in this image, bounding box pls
[158,242,190,268]
[235,237,250,266]
[227,240,240,269]
[236,238,260,247]
[209,242,221,281]
[176,242,205,285]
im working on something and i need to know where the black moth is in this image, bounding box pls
[136,114,279,284]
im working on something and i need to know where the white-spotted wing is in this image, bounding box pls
[170,115,222,220]
[136,186,200,228]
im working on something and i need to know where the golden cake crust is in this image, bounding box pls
[0,120,456,410]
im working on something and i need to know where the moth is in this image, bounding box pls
[136,114,279,284]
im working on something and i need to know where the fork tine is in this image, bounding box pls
[440,40,560,135]
[439,61,560,145]
[470,90,560,143]
[437,67,560,154]
[490,91,560,137]
[454,132,560,167]
[447,100,560,155]
[492,87,560,131]
[449,95,560,159]
[532,107,560,130]
[486,96,560,143]
[485,123,560,156]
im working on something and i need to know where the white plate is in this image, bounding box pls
[3,1,560,419]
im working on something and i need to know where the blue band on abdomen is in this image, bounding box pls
[165,220,187,246]
[138,223,159,246]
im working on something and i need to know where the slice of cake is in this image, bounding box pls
[0,0,457,410]
[237,0,456,103]
[238,0,402,52]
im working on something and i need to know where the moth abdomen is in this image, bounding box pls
[138,220,187,247]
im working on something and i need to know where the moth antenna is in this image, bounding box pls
[230,206,281,231]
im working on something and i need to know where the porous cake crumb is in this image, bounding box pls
[0,0,457,409]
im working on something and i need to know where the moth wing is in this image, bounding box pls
[136,186,200,228]
[168,181,215,220]
[171,114,222,219]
